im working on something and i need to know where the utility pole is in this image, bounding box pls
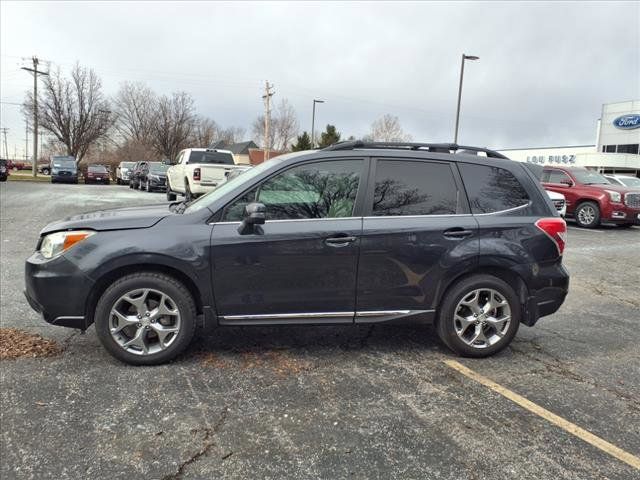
[262,81,275,162]
[25,120,29,162]
[0,128,9,159]
[311,99,324,148]
[22,56,49,177]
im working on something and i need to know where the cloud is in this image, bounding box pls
[1,1,638,155]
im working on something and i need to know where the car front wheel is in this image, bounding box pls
[575,201,600,228]
[94,272,197,365]
[436,274,520,357]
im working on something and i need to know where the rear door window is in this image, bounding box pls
[459,163,530,214]
[546,169,572,185]
[370,160,459,216]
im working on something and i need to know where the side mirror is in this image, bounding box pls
[238,202,266,235]
[560,180,573,187]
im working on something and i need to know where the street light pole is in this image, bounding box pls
[453,54,479,145]
[311,99,324,148]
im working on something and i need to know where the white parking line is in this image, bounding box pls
[444,360,640,471]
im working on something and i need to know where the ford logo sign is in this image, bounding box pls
[613,114,640,130]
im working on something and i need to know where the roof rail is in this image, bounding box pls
[322,141,509,159]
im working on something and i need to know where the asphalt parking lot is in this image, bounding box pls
[1,181,639,479]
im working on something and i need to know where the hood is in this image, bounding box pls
[545,190,565,200]
[582,183,639,194]
[40,204,172,235]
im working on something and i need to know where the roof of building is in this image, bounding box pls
[208,140,259,154]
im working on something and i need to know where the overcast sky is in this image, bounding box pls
[1,1,639,157]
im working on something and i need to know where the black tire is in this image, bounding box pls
[185,180,193,202]
[166,189,177,201]
[94,272,197,365]
[117,179,121,185]
[42,168,50,175]
[574,201,600,228]
[145,180,151,192]
[436,274,520,358]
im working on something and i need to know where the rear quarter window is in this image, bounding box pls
[459,163,530,214]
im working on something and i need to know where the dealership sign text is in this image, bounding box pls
[526,155,576,165]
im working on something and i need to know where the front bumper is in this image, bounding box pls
[52,174,78,183]
[149,177,167,191]
[24,252,95,330]
[602,203,640,225]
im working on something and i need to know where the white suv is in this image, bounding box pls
[166,148,245,201]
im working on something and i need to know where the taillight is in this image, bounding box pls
[193,168,201,181]
[535,218,567,255]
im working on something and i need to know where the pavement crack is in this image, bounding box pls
[161,408,229,480]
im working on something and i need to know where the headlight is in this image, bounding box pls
[605,190,622,203]
[40,230,95,259]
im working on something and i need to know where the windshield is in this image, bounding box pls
[573,169,609,185]
[184,152,306,214]
[189,151,234,165]
[619,176,640,187]
[149,163,169,173]
[89,165,108,173]
[120,162,135,169]
[53,160,76,168]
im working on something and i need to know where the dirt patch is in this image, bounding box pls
[240,350,313,376]
[198,349,313,376]
[0,328,63,360]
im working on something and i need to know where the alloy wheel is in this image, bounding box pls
[109,288,181,355]
[578,205,596,226]
[453,288,511,349]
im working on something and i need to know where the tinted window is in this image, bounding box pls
[88,165,107,173]
[149,163,169,173]
[371,160,458,216]
[188,151,234,165]
[223,160,363,221]
[546,169,572,184]
[572,169,609,185]
[459,163,529,214]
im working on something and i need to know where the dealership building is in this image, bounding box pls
[498,100,640,177]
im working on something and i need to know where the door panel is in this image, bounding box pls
[356,216,478,315]
[211,218,361,319]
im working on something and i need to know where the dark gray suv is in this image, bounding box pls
[25,142,569,365]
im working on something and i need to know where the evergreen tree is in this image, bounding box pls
[291,131,312,151]
[317,124,341,148]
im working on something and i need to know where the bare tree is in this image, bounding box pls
[219,126,246,145]
[252,98,299,151]
[149,91,195,161]
[113,81,156,145]
[367,114,412,143]
[24,63,112,164]
[190,116,221,147]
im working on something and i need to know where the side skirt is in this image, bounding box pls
[217,310,435,326]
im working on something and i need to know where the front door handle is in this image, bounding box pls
[325,235,357,247]
[443,228,474,239]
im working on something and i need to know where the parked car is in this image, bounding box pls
[166,148,244,202]
[542,166,640,228]
[50,156,78,184]
[38,162,51,175]
[25,141,569,365]
[604,174,640,188]
[224,165,253,182]
[129,161,149,189]
[546,190,566,217]
[85,164,111,185]
[0,159,8,181]
[139,162,169,192]
[116,162,136,185]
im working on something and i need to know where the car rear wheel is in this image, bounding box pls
[94,272,197,365]
[575,201,600,228]
[436,274,520,357]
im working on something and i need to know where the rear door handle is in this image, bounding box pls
[325,235,357,247]
[443,228,474,239]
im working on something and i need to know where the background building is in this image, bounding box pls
[499,100,640,177]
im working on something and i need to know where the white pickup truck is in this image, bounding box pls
[166,148,245,201]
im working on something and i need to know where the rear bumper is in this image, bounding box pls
[522,262,570,326]
[24,252,94,330]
